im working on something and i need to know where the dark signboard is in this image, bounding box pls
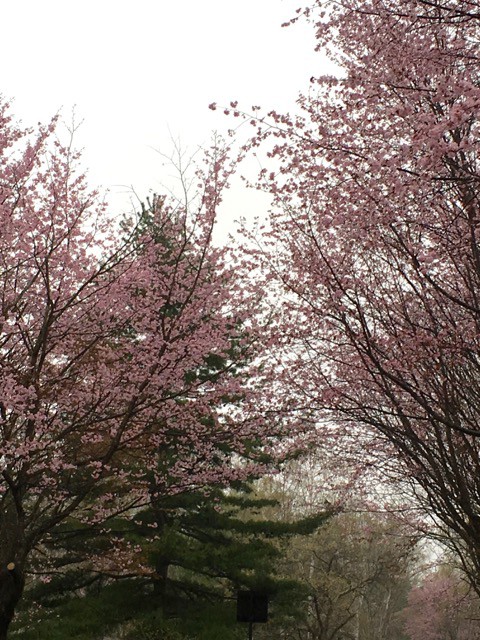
[236,591,268,623]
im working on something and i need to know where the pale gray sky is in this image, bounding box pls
[2,1,328,227]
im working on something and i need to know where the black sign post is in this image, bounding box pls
[236,590,268,640]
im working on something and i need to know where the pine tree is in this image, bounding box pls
[12,483,330,639]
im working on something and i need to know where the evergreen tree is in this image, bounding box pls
[12,483,330,639]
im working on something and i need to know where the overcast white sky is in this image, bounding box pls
[1,0,328,230]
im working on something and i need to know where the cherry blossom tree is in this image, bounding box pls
[236,0,480,591]
[403,570,480,640]
[0,103,283,637]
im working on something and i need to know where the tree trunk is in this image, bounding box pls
[153,558,169,601]
[0,496,27,638]
[0,563,24,639]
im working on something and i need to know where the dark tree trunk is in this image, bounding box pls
[153,558,169,601]
[0,497,27,639]
[0,564,24,640]
[151,499,169,606]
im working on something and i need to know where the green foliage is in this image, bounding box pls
[13,585,248,640]
[13,468,416,640]
[13,483,327,639]
[122,600,246,640]
[12,581,151,640]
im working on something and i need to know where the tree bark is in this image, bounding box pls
[153,558,169,602]
[0,564,24,639]
[0,495,27,638]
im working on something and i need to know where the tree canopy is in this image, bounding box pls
[0,105,294,636]
[230,0,480,591]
